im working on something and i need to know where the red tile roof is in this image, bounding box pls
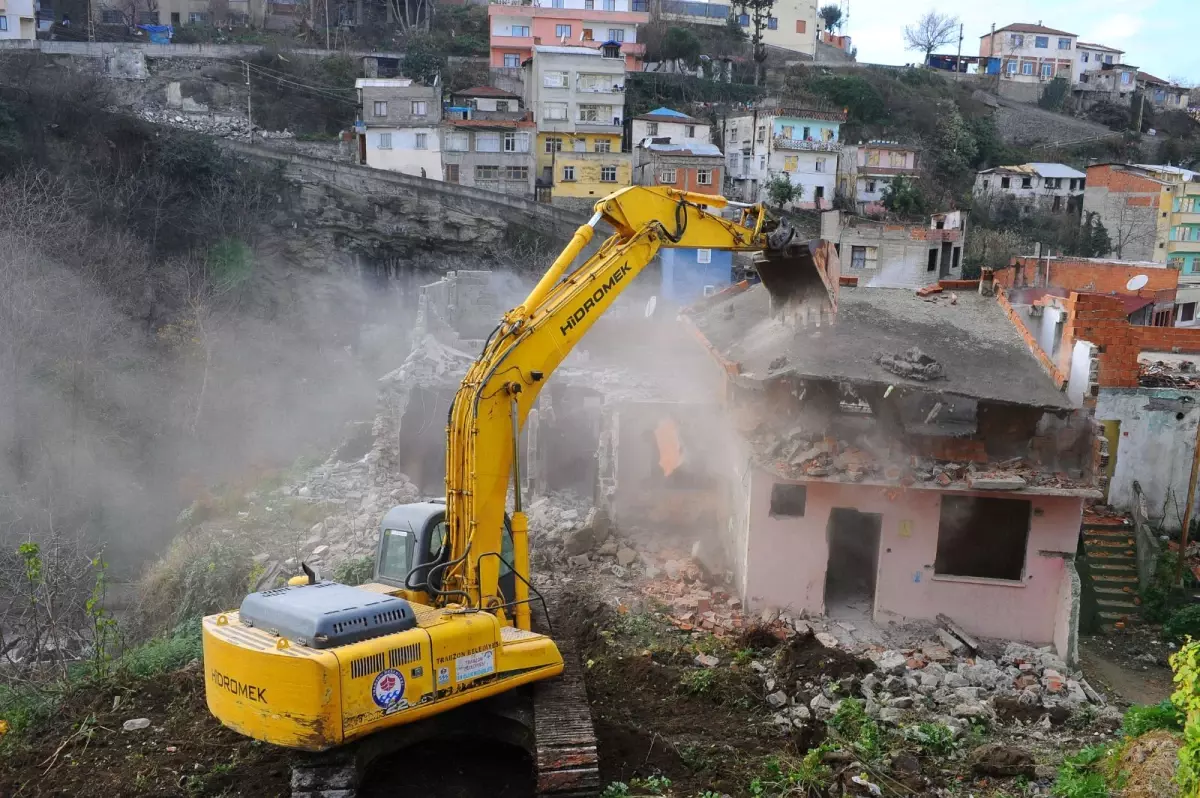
[1076,41,1123,53]
[1137,71,1175,87]
[454,86,521,99]
[983,23,1076,37]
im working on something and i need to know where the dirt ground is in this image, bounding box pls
[0,664,290,797]
[1079,634,1176,707]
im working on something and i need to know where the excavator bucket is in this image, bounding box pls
[757,226,839,326]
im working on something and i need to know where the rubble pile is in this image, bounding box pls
[136,108,267,138]
[874,347,945,382]
[1140,359,1200,389]
[757,635,1116,736]
[755,424,1081,490]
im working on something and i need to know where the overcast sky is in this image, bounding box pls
[840,0,1200,85]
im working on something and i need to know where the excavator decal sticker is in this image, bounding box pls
[371,668,407,712]
[210,669,267,704]
[559,263,632,335]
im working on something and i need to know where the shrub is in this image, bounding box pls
[1122,700,1183,737]
[119,618,204,679]
[333,555,376,586]
[1171,639,1200,794]
[904,721,957,756]
[1165,605,1200,642]
[137,531,254,636]
[1051,745,1114,798]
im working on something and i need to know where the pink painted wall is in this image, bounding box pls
[743,471,1083,646]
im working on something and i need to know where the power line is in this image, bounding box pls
[240,60,359,94]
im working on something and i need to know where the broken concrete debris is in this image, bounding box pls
[874,347,945,382]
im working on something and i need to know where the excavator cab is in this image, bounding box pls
[376,500,516,608]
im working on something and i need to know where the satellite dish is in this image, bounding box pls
[645,295,658,318]
[1126,274,1150,291]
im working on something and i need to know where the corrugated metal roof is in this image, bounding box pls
[1076,41,1123,53]
[643,139,722,157]
[355,78,413,88]
[1135,163,1200,180]
[454,86,521,99]
[983,22,1075,37]
[1027,162,1086,179]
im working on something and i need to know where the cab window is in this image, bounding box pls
[500,518,514,577]
[429,520,448,558]
[379,528,414,583]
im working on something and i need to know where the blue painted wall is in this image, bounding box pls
[661,248,733,306]
[772,116,841,142]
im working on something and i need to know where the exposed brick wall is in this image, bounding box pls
[1007,256,1179,296]
[996,289,1067,387]
[1084,164,1163,193]
[938,279,980,290]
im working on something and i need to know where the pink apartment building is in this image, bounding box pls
[488,0,650,71]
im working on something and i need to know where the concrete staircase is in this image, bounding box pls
[1081,514,1141,630]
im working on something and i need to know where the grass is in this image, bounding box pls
[748,750,832,797]
[903,721,958,757]
[1121,700,1183,738]
[1051,744,1115,798]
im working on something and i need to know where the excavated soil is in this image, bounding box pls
[0,664,290,797]
[776,631,876,685]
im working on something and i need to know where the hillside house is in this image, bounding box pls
[447,86,524,117]
[355,78,443,180]
[1,0,36,37]
[979,23,1077,83]
[821,210,966,288]
[683,262,1098,656]
[630,107,709,145]
[837,141,920,209]
[1137,72,1189,111]
[997,256,1179,328]
[973,163,1086,214]
[725,105,845,208]
[441,117,537,198]
[487,0,649,71]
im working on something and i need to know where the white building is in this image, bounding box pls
[973,162,1086,214]
[355,78,443,180]
[630,107,709,146]
[1076,41,1122,76]
[0,0,37,39]
[724,105,845,208]
[978,23,1077,83]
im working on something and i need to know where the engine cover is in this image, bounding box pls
[238,581,417,649]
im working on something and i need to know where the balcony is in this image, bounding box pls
[773,136,842,152]
[1176,212,1200,225]
[1170,240,1200,253]
[492,34,536,48]
[575,83,626,94]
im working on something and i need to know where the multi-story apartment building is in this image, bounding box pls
[1,0,37,38]
[632,139,722,194]
[442,86,537,198]
[93,0,264,26]
[524,44,630,203]
[973,163,1086,214]
[488,0,649,72]
[1138,72,1189,110]
[731,0,819,57]
[724,105,845,208]
[978,23,1076,83]
[630,107,709,145]
[836,140,920,208]
[355,78,443,180]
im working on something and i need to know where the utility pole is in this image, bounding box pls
[245,61,253,144]
[956,22,963,74]
[324,0,330,51]
[990,22,996,79]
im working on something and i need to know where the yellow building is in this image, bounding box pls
[536,131,630,200]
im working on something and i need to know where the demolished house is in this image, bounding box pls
[684,255,1101,660]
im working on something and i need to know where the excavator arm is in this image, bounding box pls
[438,186,832,630]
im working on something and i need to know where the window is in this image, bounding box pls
[543,71,568,89]
[1022,62,1034,75]
[737,14,749,26]
[601,43,622,58]
[578,105,603,122]
[188,11,208,22]
[604,0,615,8]
[562,165,576,181]
[850,245,866,269]
[927,248,938,271]
[137,10,159,23]
[1006,60,1017,75]
[0,14,9,28]
[1058,37,1071,49]
[476,132,501,152]
[555,23,571,37]
[411,101,427,116]
[476,165,500,181]
[756,125,766,142]
[889,151,905,167]
[1040,63,1052,78]
[552,0,564,6]
[503,53,520,68]
[1181,303,1197,323]
[1010,34,1024,47]
[1021,176,1032,188]
[378,132,392,149]
[865,179,876,193]
[1104,54,1113,63]
[815,157,826,173]
[495,100,510,113]
[504,166,529,180]
[1000,176,1010,189]
[795,20,805,33]
[503,132,518,152]
[1034,36,1048,48]
[414,133,428,150]
[935,496,1030,581]
[373,101,388,117]
[697,168,712,185]
[608,28,624,42]
[768,16,777,29]
[444,164,459,184]
[582,28,593,40]
[600,165,617,182]
[544,102,568,121]
[783,155,798,171]
[1045,177,1060,189]
[1121,72,1131,85]
[511,24,530,36]
[445,132,469,151]
[659,169,677,184]
[646,122,659,135]
[696,249,712,263]
[814,186,824,202]
[594,138,611,153]
[802,126,811,139]
[545,136,563,153]
[585,0,593,7]
[1081,52,1089,63]
[769,483,806,517]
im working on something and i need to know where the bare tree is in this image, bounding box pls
[903,11,959,66]
[386,0,433,33]
[735,0,775,86]
[1108,197,1159,259]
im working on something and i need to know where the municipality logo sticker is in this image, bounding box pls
[371,668,406,709]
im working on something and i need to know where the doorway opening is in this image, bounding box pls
[824,508,882,610]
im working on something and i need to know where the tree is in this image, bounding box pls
[880,175,926,216]
[1038,77,1070,112]
[903,11,959,66]
[401,34,446,85]
[766,175,801,208]
[735,0,775,86]
[818,4,842,31]
[659,26,702,73]
[930,107,978,182]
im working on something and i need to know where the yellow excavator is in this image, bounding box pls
[201,186,835,781]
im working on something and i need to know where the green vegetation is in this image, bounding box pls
[333,555,376,586]
[1165,605,1200,643]
[748,750,832,797]
[880,174,926,215]
[1140,549,1194,624]
[903,721,958,757]
[827,698,885,761]
[1122,700,1184,737]
[1051,745,1114,798]
[765,175,802,208]
[1171,639,1200,793]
